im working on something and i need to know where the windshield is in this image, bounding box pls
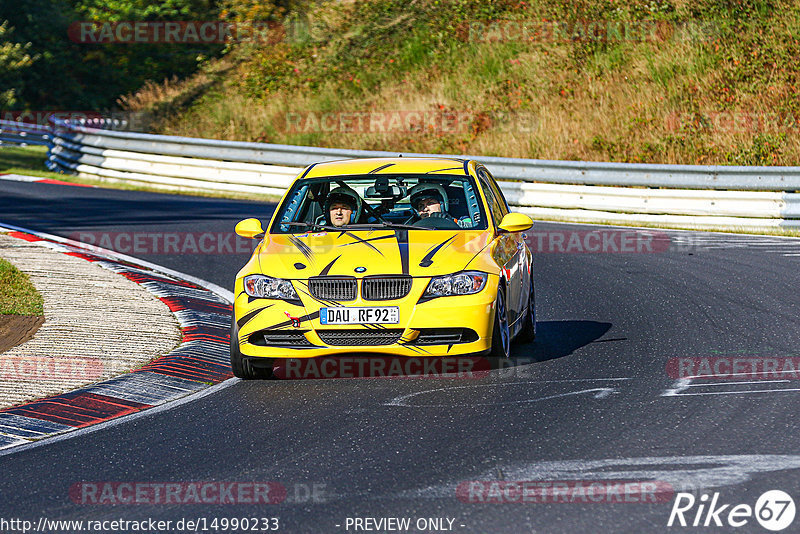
[270,174,489,233]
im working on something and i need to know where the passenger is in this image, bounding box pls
[408,183,471,227]
[409,183,450,219]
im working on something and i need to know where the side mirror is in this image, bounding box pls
[498,213,533,233]
[235,218,265,239]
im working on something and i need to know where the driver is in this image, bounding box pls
[324,187,362,227]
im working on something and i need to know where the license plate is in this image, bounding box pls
[320,306,399,325]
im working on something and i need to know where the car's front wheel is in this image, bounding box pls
[489,289,511,358]
[230,316,273,379]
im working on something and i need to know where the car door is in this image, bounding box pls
[477,168,524,326]
[485,170,531,328]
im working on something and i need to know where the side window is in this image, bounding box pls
[276,184,308,232]
[480,168,509,216]
[478,170,506,226]
[479,179,504,227]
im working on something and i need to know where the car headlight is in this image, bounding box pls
[243,274,299,300]
[423,271,488,298]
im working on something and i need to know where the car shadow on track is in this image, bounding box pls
[502,320,613,368]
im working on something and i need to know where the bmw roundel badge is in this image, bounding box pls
[355,266,367,273]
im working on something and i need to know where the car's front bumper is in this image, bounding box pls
[234,276,499,359]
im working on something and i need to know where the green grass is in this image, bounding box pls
[0,145,48,168]
[0,145,63,180]
[125,0,800,166]
[0,256,43,316]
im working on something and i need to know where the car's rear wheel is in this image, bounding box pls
[490,289,511,358]
[230,316,273,379]
[517,273,536,343]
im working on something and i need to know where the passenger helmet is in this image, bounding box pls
[408,183,449,212]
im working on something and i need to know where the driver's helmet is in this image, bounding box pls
[408,183,449,212]
[324,187,362,224]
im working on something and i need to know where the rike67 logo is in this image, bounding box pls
[668,490,795,531]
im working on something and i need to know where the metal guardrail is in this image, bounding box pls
[0,119,51,147]
[33,117,800,228]
[47,118,800,191]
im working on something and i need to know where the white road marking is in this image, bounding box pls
[385,378,630,407]
[662,372,800,397]
[664,388,800,397]
[670,233,800,256]
[692,379,791,387]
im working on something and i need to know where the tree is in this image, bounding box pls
[0,0,222,111]
[0,21,35,108]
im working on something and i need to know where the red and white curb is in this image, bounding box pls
[0,223,236,453]
[0,173,95,187]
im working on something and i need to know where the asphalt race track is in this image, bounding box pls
[2,180,800,533]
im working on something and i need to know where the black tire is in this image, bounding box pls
[230,316,273,379]
[490,288,511,358]
[516,272,536,343]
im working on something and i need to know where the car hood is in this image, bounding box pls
[257,229,492,278]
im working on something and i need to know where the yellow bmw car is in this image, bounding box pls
[231,157,535,379]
